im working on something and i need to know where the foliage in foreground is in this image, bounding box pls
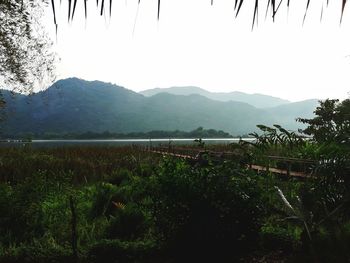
[0,145,348,262]
[0,98,349,262]
[0,147,267,262]
[150,158,266,261]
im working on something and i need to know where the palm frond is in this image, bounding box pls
[49,0,350,31]
[303,0,311,25]
[341,0,347,23]
[265,0,271,19]
[274,0,284,19]
[71,0,77,20]
[51,0,57,36]
[271,0,276,21]
[68,0,72,22]
[157,0,160,20]
[84,0,87,19]
[100,0,104,16]
[235,0,244,17]
[51,0,57,25]
[252,0,258,30]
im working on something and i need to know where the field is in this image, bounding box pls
[0,137,349,263]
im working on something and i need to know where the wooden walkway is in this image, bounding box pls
[250,165,311,178]
[149,150,196,160]
[147,146,316,178]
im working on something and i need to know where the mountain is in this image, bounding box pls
[140,86,290,108]
[1,78,146,134]
[0,78,317,137]
[265,99,319,128]
[134,92,274,134]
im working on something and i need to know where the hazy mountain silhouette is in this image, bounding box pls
[265,99,319,127]
[140,86,291,108]
[0,78,317,136]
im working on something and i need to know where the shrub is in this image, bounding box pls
[88,239,157,263]
[260,223,301,251]
[108,169,133,186]
[150,158,265,261]
[89,183,118,219]
[0,243,72,263]
[106,203,148,240]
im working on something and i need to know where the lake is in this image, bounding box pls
[0,138,255,148]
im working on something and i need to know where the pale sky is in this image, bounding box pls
[44,0,350,102]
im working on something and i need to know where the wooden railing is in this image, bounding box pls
[144,146,317,178]
[264,155,317,177]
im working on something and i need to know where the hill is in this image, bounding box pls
[265,99,319,128]
[140,86,290,108]
[0,78,317,137]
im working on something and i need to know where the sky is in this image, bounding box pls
[44,0,350,102]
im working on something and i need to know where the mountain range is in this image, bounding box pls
[0,78,319,137]
[140,86,290,108]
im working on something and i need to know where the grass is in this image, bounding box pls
[0,145,349,262]
[0,146,160,183]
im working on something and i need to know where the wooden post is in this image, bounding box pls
[287,162,291,177]
[266,158,270,173]
[69,195,78,263]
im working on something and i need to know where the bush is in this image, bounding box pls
[150,158,265,261]
[308,223,350,263]
[0,171,72,243]
[108,169,132,186]
[260,223,301,251]
[106,203,148,240]
[0,183,13,242]
[89,183,118,219]
[88,239,157,263]
[0,244,72,263]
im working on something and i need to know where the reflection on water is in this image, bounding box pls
[0,138,255,148]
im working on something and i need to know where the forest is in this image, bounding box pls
[1,127,233,140]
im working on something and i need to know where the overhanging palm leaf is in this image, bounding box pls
[252,0,258,30]
[303,0,311,25]
[157,0,160,20]
[341,0,348,23]
[51,0,349,29]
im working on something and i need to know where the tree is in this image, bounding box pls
[298,99,350,145]
[298,98,350,189]
[0,0,56,94]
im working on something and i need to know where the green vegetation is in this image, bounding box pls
[1,127,233,140]
[0,1,55,93]
[0,78,318,136]
[0,98,348,262]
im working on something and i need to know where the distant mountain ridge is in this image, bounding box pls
[0,78,318,137]
[140,86,291,108]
